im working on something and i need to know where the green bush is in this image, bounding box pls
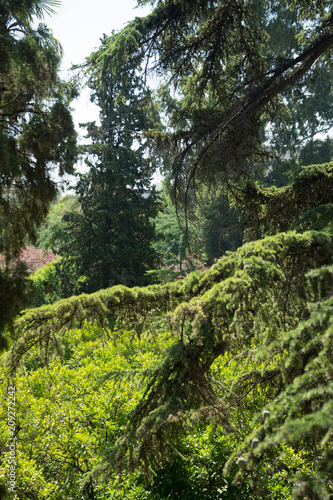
[28,258,63,307]
[28,258,87,307]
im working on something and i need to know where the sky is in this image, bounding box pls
[44,0,152,131]
[43,0,159,182]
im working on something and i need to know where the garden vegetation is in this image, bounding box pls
[0,0,333,499]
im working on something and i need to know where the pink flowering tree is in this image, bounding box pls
[0,246,57,274]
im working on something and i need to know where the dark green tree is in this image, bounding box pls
[154,185,243,268]
[3,2,333,498]
[0,0,77,345]
[36,194,80,252]
[94,0,333,201]
[188,185,244,263]
[59,38,159,295]
[153,190,187,270]
[86,0,332,253]
[257,0,333,187]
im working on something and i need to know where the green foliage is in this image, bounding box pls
[0,4,77,261]
[0,263,31,349]
[153,184,243,278]
[24,195,85,307]
[0,322,319,499]
[94,0,333,203]
[235,162,333,240]
[3,225,332,497]
[153,191,187,270]
[0,325,153,498]
[58,39,160,295]
[183,185,244,264]
[36,194,80,251]
[0,0,77,341]
[28,258,65,307]
[1,2,333,498]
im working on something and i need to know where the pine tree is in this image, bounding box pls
[59,38,159,294]
[94,0,333,199]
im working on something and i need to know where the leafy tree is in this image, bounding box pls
[22,195,81,307]
[153,185,243,274]
[0,0,77,259]
[82,0,333,253]
[0,320,318,499]
[181,184,244,264]
[2,1,333,498]
[153,189,189,271]
[36,194,80,252]
[28,258,63,307]
[234,162,333,240]
[0,325,160,499]
[58,38,159,295]
[0,0,77,343]
[258,1,333,185]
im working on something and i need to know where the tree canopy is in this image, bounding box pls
[0,0,77,341]
[0,0,77,260]
[1,1,333,498]
[92,0,333,200]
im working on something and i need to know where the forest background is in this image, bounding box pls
[0,0,333,498]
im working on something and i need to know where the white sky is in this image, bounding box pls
[44,0,152,131]
[43,0,163,184]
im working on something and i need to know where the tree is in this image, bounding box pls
[84,0,333,251]
[93,0,333,203]
[0,0,77,343]
[3,1,333,498]
[36,194,80,252]
[58,39,159,295]
[153,191,187,271]
[153,185,243,271]
[258,0,333,184]
[2,323,317,499]
[8,185,333,497]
